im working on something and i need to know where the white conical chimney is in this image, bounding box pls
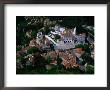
[73,27,76,35]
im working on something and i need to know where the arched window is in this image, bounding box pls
[64,41,65,43]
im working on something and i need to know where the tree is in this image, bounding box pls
[50,44,55,51]
[47,56,51,64]
[55,34,61,40]
[16,16,25,25]
[81,53,94,65]
[16,46,22,51]
[43,27,50,35]
[27,47,39,54]
[75,44,84,48]
[34,55,47,73]
[83,44,90,53]
[31,30,37,38]
[56,55,63,70]
[56,55,62,65]
[59,16,86,28]
[85,65,94,74]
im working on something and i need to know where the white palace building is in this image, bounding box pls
[36,25,86,50]
[49,26,86,50]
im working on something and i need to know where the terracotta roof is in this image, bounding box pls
[50,60,57,65]
[61,58,79,69]
[75,48,82,54]
[60,52,79,69]
[41,50,79,69]
[48,51,57,59]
